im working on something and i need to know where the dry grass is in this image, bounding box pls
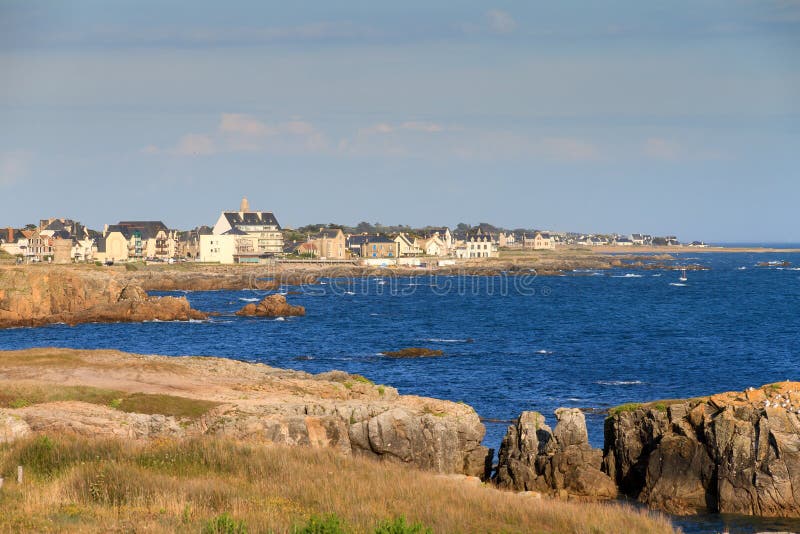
[0,383,218,419]
[0,435,678,533]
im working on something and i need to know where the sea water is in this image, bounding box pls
[3,251,800,533]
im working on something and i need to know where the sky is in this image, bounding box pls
[0,1,798,242]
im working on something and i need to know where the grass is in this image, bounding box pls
[0,383,218,420]
[608,403,643,416]
[0,435,679,533]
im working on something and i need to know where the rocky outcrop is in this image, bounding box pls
[0,267,207,328]
[235,294,305,317]
[382,348,443,358]
[604,383,800,517]
[495,408,616,499]
[0,348,491,479]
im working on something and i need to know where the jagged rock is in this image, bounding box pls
[603,382,800,517]
[118,284,148,302]
[495,408,616,499]
[235,294,305,317]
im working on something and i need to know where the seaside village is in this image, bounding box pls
[0,197,704,266]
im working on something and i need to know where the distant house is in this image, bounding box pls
[415,235,447,257]
[631,233,653,246]
[347,234,399,258]
[394,233,421,257]
[464,230,498,258]
[498,232,517,248]
[307,228,347,259]
[688,241,708,248]
[421,227,453,253]
[614,236,634,246]
[533,231,555,250]
[200,197,284,264]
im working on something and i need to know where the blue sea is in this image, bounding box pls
[2,251,800,533]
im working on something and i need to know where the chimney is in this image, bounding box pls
[240,197,250,212]
[6,227,13,243]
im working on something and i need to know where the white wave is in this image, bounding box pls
[567,398,582,402]
[238,297,259,302]
[737,267,747,270]
[612,273,643,278]
[595,380,644,386]
[669,282,687,287]
[651,274,662,277]
[274,317,286,322]
[420,338,469,343]
[344,291,355,295]
[370,313,380,316]
[535,349,553,355]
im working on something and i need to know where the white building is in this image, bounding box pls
[201,197,284,264]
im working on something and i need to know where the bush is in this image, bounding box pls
[374,517,432,534]
[293,514,347,534]
[202,513,247,534]
[124,263,139,271]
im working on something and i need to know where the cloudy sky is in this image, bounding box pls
[1,1,798,241]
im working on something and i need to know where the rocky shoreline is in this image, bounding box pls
[1,347,798,521]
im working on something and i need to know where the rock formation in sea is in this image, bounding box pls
[0,267,206,327]
[495,408,617,499]
[382,348,444,358]
[235,294,305,317]
[603,382,800,517]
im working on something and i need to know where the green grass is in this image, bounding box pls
[607,403,643,416]
[0,383,218,420]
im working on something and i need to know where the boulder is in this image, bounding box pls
[235,294,305,317]
[495,408,616,499]
[603,382,800,517]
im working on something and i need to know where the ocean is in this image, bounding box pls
[3,250,800,533]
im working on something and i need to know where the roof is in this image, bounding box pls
[313,228,343,239]
[348,234,394,246]
[223,211,281,230]
[222,227,248,236]
[112,221,169,240]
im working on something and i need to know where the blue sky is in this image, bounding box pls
[1,1,798,241]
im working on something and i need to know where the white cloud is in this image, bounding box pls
[143,114,328,156]
[487,10,517,34]
[644,138,680,160]
[0,150,32,186]
[219,113,271,136]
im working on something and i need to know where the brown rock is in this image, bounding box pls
[603,382,800,517]
[496,408,616,499]
[382,348,443,358]
[235,294,305,317]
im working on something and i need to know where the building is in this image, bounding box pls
[524,231,555,250]
[498,232,518,248]
[393,233,421,257]
[421,227,453,253]
[464,230,498,258]
[415,235,447,256]
[352,235,399,258]
[306,228,347,259]
[206,197,284,263]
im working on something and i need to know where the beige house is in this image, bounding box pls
[422,227,453,253]
[527,231,555,250]
[306,228,347,259]
[94,221,177,263]
[207,197,284,263]
[358,235,399,258]
[394,233,421,256]
[415,235,447,257]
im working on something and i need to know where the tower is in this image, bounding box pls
[239,197,250,212]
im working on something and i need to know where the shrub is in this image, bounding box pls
[374,517,432,534]
[202,513,247,534]
[124,263,138,271]
[607,403,643,417]
[293,514,347,534]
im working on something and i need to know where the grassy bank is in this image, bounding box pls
[0,435,677,533]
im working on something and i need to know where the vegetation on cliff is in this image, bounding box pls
[0,435,676,533]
